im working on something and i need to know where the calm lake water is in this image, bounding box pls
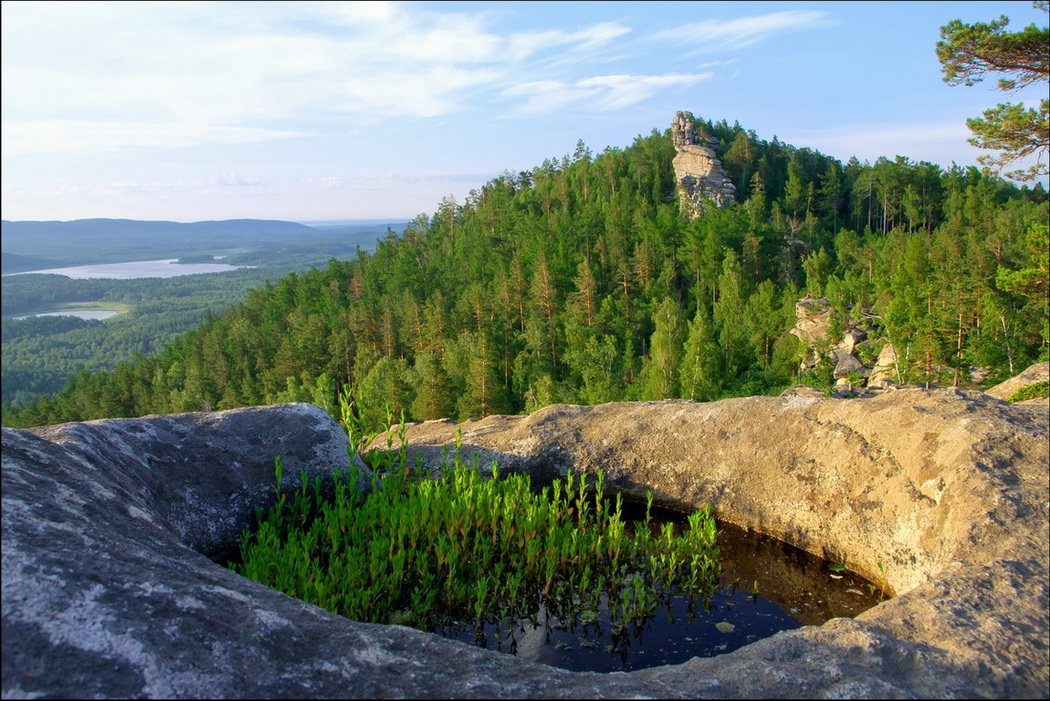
[13,310,120,321]
[6,258,252,280]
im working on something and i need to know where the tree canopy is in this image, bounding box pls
[937,1,1050,180]
[4,114,1047,431]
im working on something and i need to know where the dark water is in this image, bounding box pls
[440,512,886,673]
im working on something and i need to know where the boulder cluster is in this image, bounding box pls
[783,294,1027,397]
[789,294,897,393]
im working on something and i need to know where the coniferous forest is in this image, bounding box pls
[3,115,1047,430]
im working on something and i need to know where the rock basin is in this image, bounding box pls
[3,387,1047,698]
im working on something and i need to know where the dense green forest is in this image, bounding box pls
[3,115,1047,430]
[2,269,282,405]
[1,229,404,406]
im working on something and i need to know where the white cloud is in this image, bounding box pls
[1,168,496,222]
[504,73,712,115]
[0,2,645,154]
[507,22,633,63]
[651,10,830,54]
[208,172,272,188]
[1,120,312,155]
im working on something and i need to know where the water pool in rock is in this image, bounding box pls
[439,510,886,673]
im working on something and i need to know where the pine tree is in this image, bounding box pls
[641,296,684,399]
[937,2,1049,179]
[679,302,722,401]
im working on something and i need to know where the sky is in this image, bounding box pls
[2,0,1047,224]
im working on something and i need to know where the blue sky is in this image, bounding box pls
[2,1,1046,223]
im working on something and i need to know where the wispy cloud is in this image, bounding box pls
[650,10,830,54]
[1,168,500,221]
[503,73,713,115]
[2,3,641,151]
[0,2,711,155]
[1,120,313,155]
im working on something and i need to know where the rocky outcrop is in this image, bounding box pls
[672,111,737,216]
[2,404,668,699]
[4,394,1048,698]
[381,390,1048,698]
[867,342,901,389]
[789,295,899,393]
[789,295,835,344]
[984,360,1049,401]
[790,295,877,390]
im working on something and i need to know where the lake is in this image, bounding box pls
[5,258,252,280]
[13,310,121,321]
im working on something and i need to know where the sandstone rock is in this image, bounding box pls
[4,394,1048,699]
[789,296,883,386]
[376,390,1048,699]
[1,404,672,699]
[867,343,900,389]
[831,348,868,379]
[838,326,867,355]
[779,384,827,399]
[984,360,1050,400]
[671,111,737,217]
[791,299,834,378]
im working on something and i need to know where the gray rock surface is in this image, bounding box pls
[2,403,668,699]
[4,392,1048,698]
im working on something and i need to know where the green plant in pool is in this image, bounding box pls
[231,399,721,654]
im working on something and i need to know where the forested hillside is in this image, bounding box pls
[3,115,1047,429]
[1,221,408,406]
[1,269,286,405]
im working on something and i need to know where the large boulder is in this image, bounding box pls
[867,342,900,389]
[2,403,667,699]
[4,393,1048,698]
[984,361,1050,402]
[789,295,835,345]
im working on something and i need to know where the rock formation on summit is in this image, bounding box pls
[672,110,737,216]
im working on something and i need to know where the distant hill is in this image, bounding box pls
[0,252,58,274]
[0,218,410,273]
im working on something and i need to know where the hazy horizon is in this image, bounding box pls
[2,216,413,226]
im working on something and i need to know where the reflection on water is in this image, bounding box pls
[440,513,886,673]
[5,258,252,280]
[13,310,120,321]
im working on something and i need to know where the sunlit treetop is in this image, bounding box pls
[937,1,1050,180]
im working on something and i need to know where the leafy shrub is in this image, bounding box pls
[1007,380,1050,402]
